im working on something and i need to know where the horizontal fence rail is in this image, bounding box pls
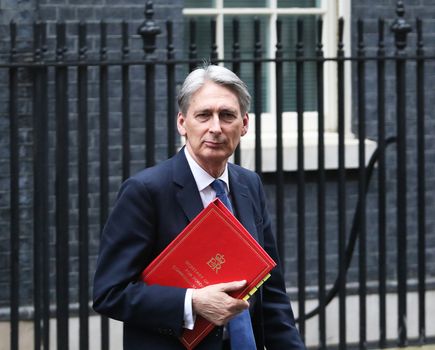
[1,1,435,349]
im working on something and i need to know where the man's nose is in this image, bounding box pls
[209,114,222,133]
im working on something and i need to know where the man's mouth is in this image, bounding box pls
[203,140,224,146]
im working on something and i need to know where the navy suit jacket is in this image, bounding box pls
[93,149,305,350]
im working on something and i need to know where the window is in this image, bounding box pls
[183,0,325,114]
[183,1,375,171]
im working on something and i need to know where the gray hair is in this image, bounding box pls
[177,65,251,116]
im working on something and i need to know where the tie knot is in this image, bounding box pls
[211,179,233,213]
[211,179,227,196]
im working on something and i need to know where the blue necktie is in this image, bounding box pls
[210,179,257,350]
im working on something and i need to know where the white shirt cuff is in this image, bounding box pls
[183,288,196,330]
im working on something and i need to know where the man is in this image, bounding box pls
[93,65,305,349]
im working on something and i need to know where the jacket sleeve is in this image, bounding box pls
[92,178,187,337]
[256,176,306,350]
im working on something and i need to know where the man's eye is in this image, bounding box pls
[196,114,209,121]
[220,113,236,122]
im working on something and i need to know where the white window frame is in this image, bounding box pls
[183,0,377,171]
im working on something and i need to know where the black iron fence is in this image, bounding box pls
[1,1,434,349]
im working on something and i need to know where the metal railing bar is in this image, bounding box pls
[296,17,306,342]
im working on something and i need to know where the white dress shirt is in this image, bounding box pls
[182,147,230,330]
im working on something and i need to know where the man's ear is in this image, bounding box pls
[177,112,187,136]
[241,113,249,136]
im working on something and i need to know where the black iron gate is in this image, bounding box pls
[1,1,434,349]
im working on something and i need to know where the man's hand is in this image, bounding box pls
[192,280,250,326]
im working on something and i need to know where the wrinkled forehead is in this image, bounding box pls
[187,81,243,114]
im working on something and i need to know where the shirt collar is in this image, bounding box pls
[184,147,230,192]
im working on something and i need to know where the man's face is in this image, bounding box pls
[177,81,249,171]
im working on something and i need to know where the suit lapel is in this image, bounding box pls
[229,165,259,242]
[172,149,204,222]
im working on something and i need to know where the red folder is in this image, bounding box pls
[141,198,276,349]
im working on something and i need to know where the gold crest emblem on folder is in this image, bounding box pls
[207,253,225,273]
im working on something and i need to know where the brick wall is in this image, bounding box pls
[0,0,184,310]
[266,0,435,294]
[260,0,435,295]
[0,0,434,312]
[349,0,435,291]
